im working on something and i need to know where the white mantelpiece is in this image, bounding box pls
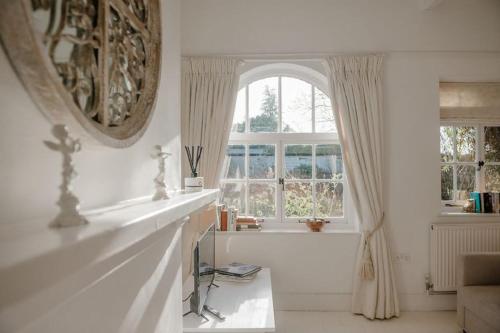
[0,189,218,332]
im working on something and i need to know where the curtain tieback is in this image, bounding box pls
[359,213,385,281]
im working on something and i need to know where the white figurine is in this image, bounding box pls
[44,125,88,228]
[151,145,171,201]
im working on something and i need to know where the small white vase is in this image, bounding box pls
[184,177,204,192]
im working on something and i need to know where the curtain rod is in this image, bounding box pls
[182,50,500,61]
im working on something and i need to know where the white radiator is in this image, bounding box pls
[430,222,500,292]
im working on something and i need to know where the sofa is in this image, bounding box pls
[457,253,500,333]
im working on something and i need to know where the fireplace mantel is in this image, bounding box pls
[0,189,219,323]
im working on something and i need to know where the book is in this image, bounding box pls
[484,192,493,213]
[471,192,481,213]
[480,193,485,213]
[237,221,258,225]
[216,262,262,277]
[227,207,238,231]
[236,224,262,231]
[215,272,258,282]
[236,216,257,224]
[220,209,228,231]
[492,192,500,214]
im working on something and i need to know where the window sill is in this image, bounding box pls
[216,229,360,235]
[439,212,500,218]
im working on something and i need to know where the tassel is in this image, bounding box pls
[359,238,375,280]
[359,213,385,281]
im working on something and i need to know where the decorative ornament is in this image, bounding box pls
[44,125,88,228]
[184,145,204,192]
[151,145,171,201]
[0,0,162,148]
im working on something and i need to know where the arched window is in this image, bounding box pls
[220,64,346,224]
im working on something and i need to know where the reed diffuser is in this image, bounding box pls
[184,145,204,192]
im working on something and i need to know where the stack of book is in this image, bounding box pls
[215,262,262,282]
[236,216,262,231]
[470,192,500,213]
[219,207,239,231]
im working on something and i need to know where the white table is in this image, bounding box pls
[183,268,275,332]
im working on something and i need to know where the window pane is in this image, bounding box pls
[440,126,454,162]
[249,77,278,132]
[316,182,343,217]
[285,182,313,217]
[223,145,245,179]
[316,144,343,180]
[485,165,500,191]
[249,145,275,179]
[456,165,475,201]
[456,126,476,162]
[441,165,453,200]
[485,126,500,162]
[248,183,276,217]
[231,88,246,133]
[220,183,246,213]
[281,77,312,133]
[285,144,312,179]
[315,88,336,133]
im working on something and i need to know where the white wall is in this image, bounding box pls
[182,0,500,311]
[0,0,184,331]
[181,0,500,55]
[216,232,360,310]
[0,0,182,225]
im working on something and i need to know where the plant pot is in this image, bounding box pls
[184,177,204,192]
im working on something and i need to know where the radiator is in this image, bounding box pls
[430,222,500,292]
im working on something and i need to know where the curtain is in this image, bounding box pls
[181,57,241,188]
[325,55,399,319]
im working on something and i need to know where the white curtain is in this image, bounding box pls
[325,55,399,319]
[181,57,241,188]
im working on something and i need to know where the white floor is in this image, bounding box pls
[275,311,460,333]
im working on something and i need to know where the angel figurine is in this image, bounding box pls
[151,145,171,201]
[44,125,88,228]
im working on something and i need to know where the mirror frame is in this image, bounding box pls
[0,0,162,148]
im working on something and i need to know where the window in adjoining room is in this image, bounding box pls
[220,65,347,224]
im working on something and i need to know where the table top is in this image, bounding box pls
[183,268,275,332]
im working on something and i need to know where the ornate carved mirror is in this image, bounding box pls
[0,0,161,147]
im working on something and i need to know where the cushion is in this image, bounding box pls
[461,285,500,330]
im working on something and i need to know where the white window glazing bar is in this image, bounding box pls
[278,76,282,133]
[245,144,249,216]
[276,141,283,223]
[245,85,249,133]
[312,143,317,217]
[312,85,316,133]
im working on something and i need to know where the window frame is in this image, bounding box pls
[440,121,500,206]
[221,64,352,229]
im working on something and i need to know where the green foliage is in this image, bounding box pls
[316,182,343,217]
[249,192,275,217]
[441,126,500,199]
[233,85,292,133]
[485,127,500,190]
[284,181,343,218]
[250,85,278,132]
[285,182,313,217]
[234,122,245,132]
[287,163,312,179]
[440,165,453,200]
[485,127,500,162]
